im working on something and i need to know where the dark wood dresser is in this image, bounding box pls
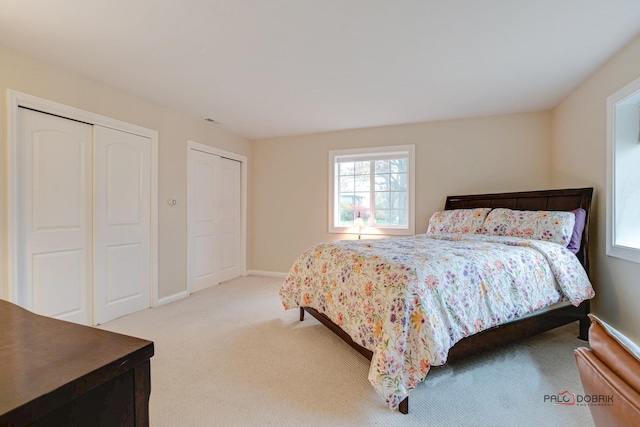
[0,300,154,427]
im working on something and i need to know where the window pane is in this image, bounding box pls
[399,210,408,226]
[346,192,368,225]
[339,193,369,225]
[339,176,354,192]
[375,160,389,173]
[339,193,355,206]
[339,161,354,175]
[376,209,407,227]
[359,208,371,226]
[390,192,406,209]
[355,175,370,191]
[387,210,407,226]
[374,209,388,224]
[374,174,389,191]
[390,173,407,190]
[339,196,354,225]
[390,159,407,173]
[372,209,408,226]
[355,192,370,209]
[354,161,370,175]
[374,191,389,209]
[383,212,395,226]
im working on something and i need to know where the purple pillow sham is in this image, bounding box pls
[567,208,586,254]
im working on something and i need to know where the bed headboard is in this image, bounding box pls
[444,188,594,275]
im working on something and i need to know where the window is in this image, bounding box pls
[329,145,415,236]
[607,75,640,262]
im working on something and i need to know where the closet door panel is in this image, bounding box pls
[194,235,216,278]
[188,150,220,292]
[106,243,143,302]
[33,134,84,229]
[219,158,241,282]
[33,250,84,317]
[93,126,151,324]
[16,108,93,325]
[107,144,142,225]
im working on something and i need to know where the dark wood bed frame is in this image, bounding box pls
[300,187,594,414]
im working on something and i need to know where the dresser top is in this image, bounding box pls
[0,300,154,421]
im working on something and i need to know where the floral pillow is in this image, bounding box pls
[481,208,576,246]
[427,208,491,234]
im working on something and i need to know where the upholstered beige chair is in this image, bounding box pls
[575,314,640,427]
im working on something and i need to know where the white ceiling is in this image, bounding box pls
[2,1,640,140]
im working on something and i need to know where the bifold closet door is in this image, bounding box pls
[188,150,242,292]
[93,126,151,325]
[189,149,221,292]
[219,157,241,282]
[16,108,93,325]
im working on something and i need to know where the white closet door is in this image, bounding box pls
[93,126,151,324]
[16,108,93,325]
[189,149,221,292]
[219,158,241,282]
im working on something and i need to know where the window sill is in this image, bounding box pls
[606,245,640,264]
[329,227,415,236]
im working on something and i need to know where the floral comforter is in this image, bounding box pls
[279,233,595,410]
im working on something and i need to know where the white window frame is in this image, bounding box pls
[606,75,640,263]
[328,144,415,236]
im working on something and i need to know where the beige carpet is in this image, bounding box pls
[100,275,595,427]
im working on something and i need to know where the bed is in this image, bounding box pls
[279,187,594,414]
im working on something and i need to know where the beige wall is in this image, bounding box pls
[0,43,251,301]
[552,34,640,343]
[250,111,552,273]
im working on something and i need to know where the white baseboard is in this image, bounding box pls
[246,270,288,279]
[156,290,189,306]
